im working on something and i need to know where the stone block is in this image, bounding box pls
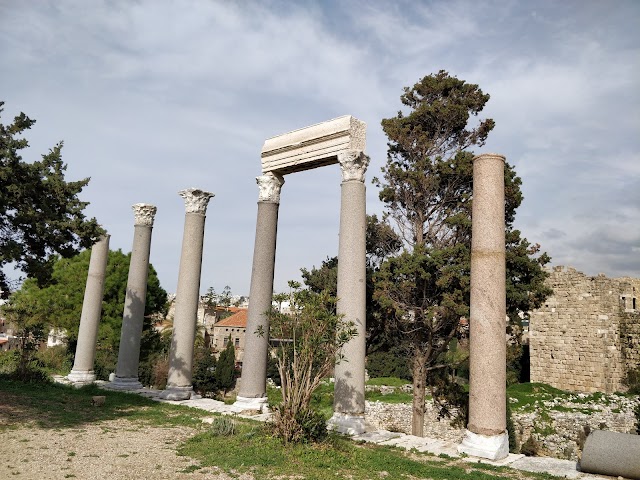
[261,115,366,175]
[579,430,640,479]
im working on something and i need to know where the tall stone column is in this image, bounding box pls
[161,188,214,400]
[67,235,110,384]
[459,153,508,460]
[329,150,369,435]
[232,172,284,413]
[111,203,157,390]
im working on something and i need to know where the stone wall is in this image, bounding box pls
[529,266,640,393]
[365,395,638,461]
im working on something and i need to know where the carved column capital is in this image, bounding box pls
[338,150,370,182]
[179,188,215,215]
[132,203,157,227]
[257,172,285,203]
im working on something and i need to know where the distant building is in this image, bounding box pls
[210,309,247,364]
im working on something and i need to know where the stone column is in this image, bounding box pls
[329,150,369,435]
[67,235,110,384]
[232,172,284,413]
[458,153,508,460]
[161,188,214,400]
[110,203,157,390]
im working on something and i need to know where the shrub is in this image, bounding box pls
[366,348,412,380]
[271,405,328,444]
[209,416,236,436]
[0,350,19,374]
[36,345,72,375]
[193,347,218,396]
[264,283,356,444]
[214,342,236,395]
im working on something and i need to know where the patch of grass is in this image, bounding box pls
[507,383,565,412]
[179,419,561,480]
[367,377,411,387]
[0,376,207,429]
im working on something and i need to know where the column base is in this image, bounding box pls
[159,386,193,401]
[327,412,366,435]
[66,370,96,384]
[108,376,143,391]
[231,396,269,414]
[458,429,509,461]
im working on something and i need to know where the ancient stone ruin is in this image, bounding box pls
[232,116,370,436]
[530,266,640,393]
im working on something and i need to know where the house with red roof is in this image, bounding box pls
[210,309,247,364]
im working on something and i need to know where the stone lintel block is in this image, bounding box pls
[261,115,366,175]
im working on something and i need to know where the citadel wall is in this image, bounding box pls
[529,266,640,393]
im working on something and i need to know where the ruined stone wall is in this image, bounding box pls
[530,266,640,393]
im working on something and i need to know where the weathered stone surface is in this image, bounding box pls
[530,266,640,393]
[579,430,640,479]
[67,235,110,384]
[461,153,508,460]
[261,115,366,175]
[331,150,368,435]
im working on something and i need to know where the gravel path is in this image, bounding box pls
[0,418,253,479]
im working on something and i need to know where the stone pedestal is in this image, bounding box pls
[458,153,508,460]
[67,235,110,384]
[328,150,369,435]
[161,189,214,401]
[111,204,157,390]
[232,173,284,410]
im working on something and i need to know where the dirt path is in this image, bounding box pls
[0,418,253,479]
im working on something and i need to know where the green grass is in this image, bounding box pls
[180,420,560,480]
[0,376,207,430]
[365,390,413,403]
[366,377,411,387]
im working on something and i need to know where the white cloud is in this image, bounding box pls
[1,0,638,293]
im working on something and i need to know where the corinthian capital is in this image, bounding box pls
[132,203,157,227]
[338,150,369,182]
[179,188,215,215]
[257,172,285,203]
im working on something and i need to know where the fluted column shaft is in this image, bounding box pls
[67,235,110,383]
[330,150,369,435]
[112,203,156,389]
[163,189,214,400]
[233,173,284,411]
[459,153,508,460]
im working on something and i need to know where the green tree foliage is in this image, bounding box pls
[192,344,218,396]
[215,339,236,395]
[3,248,167,379]
[300,214,401,353]
[265,281,357,443]
[374,70,551,435]
[1,292,49,382]
[0,102,104,294]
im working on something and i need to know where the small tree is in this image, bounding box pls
[1,293,48,382]
[262,281,357,443]
[0,102,104,294]
[374,70,551,435]
[192,344,218,396]
[215,339,236,396]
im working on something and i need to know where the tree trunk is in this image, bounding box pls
[411,351,427,436]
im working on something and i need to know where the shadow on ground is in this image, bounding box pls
[0,376,203,430]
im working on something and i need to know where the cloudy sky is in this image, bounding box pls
[1,0,638,296]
